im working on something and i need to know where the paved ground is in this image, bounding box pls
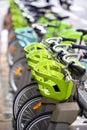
[0,0,87,130]
[0,0,13,130]
[53,0,87,28]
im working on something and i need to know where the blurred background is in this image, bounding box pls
[0,0,87,130]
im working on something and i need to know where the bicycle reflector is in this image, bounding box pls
[14,66,22,75]
[33,102,42,110]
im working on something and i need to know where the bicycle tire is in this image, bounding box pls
[16,95,55,130]
[13,82,39,120]
[7,39,25,67]
[8,29,15,43]
[9,57,33,92]
[24,112,52,130]
[25,112,69,130]
[16,95,43,130]
[7,38,17,66]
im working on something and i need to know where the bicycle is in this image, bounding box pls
[12,36,87,120]
[24,45,87,130]
[9,27,87,95]
[8,23,70,91]
[15,38,86,130]
[8,0,87,68]
[6,0,87,129]
[12,39,67,120]
[7,26,38,67]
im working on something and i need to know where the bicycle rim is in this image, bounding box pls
[7,39,17,66]
[13,82,39,119]
[10,57,32,92]
[17,95,43,130]
[25,112,52,130]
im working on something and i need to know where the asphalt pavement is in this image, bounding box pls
[53,0,87,28]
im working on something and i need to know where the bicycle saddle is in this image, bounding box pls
[25,3,53,10]
[32,24,46,35]
[54,13,69,20]
[77,29,87,35]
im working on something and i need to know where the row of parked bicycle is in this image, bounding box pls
[4,0,87,130]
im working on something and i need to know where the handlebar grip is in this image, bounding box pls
[47,24,58,28]
[62,37,77,42]
[72,44,87,50]
[83,53,87,58]
[25,4,34,7]
[68,62,86,76]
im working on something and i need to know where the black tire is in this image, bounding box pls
[8,29,15,43]
[16,95,55,130]
[16,95,43,130]
[13,82,39,120]
[7,39,25,67]
[24,112,52,130]
[25,112,69,130]
[7,38,17,66]
[9,57,33,92]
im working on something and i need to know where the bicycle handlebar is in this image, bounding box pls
[62,37,77,42]
[50,39,87,53]
[47,24,58,28]
[72,44,87,50]
[83,53,87,58]
[62,54,77,64]
[32,24,47,34]
[32,23,60,35]
[46,37,77,45]
[56,53,86,76]
[68,62,86,76]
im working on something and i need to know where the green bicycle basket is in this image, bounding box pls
[24,43,53,79]
[24,43,46,58]
[33,59,73,101]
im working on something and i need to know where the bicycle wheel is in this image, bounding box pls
[7,39,25,67]
[16,95,43,130]
[7,38,17,66]
[8,29,15,43]
[13,82,39,120]
[9,57,33,92]
[25,112,52,130]
[25,112,69,130]
[16,95,55,130]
